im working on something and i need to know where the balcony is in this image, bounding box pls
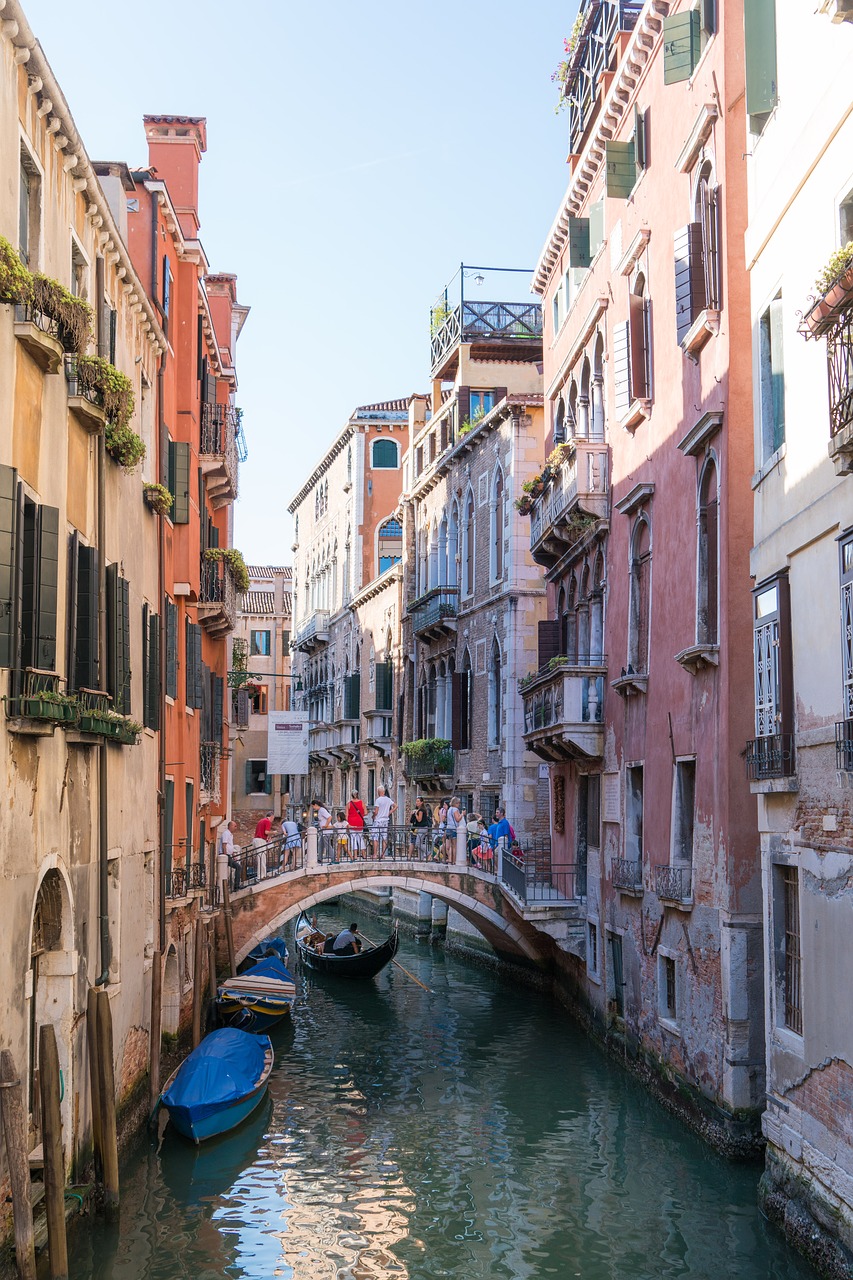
[402,738,454,787]
[409,587,459,641]
[429,266,542,378]
[198,554,237,637]
[293,610,330,653]
[521,661,606,761]
[529,442,609,569]
[563,0,644,157]
[745,734,796,787]
[612,858,643,894]
[200,741,223,804]
[64,354,106,433]
[13,302,63,373]
[200,403,239,508]
[654,863,692,906]
[836,720,853,771]
[500,838,586,906]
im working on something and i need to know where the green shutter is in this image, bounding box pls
[144,606,160,731]
[168,441,191,524]
[164,778,174,886]
[567,217,591,268]
[165,599,177,699]
[75,545,98,691]
[744,0,778,116]
[106,564,131,712]
[186,622,203,710]
[674,223,706,344]
[185,618,192,705]
[245,760,253,793]
[264,765,272,796]
[605,140,636,199]
[634,105,648,171]
[36,505,58,672]
[213,675,223,741]
[0,465,18,668]
[663,10,700,84]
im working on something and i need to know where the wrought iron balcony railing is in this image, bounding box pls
[499,838,587,905]
[745,733,795,781]
[564,0,644,156]
[408,586,459,639]
[403,739,454,780]
[200,402,239,505]
[654,863,692,903]
[430,300,542,375]
[529,442,609,564]
[200,741,223,804]
[521,660,606,761]
[198,554,237,636]
[612,858,643,892]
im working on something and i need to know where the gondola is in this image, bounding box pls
[160,1028,274,1144]
[295,913,399,978]
[216,954,297,1032]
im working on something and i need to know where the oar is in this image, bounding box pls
[357,929,433,994]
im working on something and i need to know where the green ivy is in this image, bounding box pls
[401,737,451,761]
[0,236,34,308]
[31,274,93,354]
[77,356,136,429]
[204,546,250,592]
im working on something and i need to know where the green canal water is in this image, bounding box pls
[69,919,815,1280]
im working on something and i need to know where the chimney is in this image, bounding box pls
[143,116,207,238]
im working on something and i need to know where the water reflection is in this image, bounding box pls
[70,920,814,1280]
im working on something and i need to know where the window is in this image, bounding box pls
[608,933,624,1017]
[488,638,502,747]
[371,438,399,469]
[71,240,88,299]
[587,920,599,977]
[470,390,494,420]
[66,536,98,692]
[775,865,802,1035]
[660,954,678,1023]
[250,630,271,656]
[185,619,202,710]
[759,293,785,461]
[671,760,696,866]
[282,629,291,657]
[662,2,715,83]
[249,684,268,716]
[167,441,191,524]
[378,517,403,574]
[463,489,475,596]
[18,148,40,269]
[490,468,505,581]
[629,274,651,402]
[626,765,644,865]
[674,173,721,347]
[162,256,172,333]
[246,759,271,795]
[605,138,637,199]
[752,574,793,763]
[451,652,471,751]
[165,599,177,699]
[840,188,853,248]
[142,604,160,731]
[554,400,566,446]
[697,459,719,645]
[628,516,651,675]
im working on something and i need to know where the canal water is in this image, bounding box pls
[69,918,815,1280]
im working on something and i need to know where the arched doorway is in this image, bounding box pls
[29,867,74,1150]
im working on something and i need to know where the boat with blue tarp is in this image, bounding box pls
[216,955,297,1031]
[160,1028,273,1144]
[245,936,290,965]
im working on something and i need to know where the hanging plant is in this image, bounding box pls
[31,275,93,354]
[546,440,575,469]
[551,12,584,114]
[0,236,34,308]
[143,482,173,516]
[105,422,146,470]
[514,494,534,516]
[204,546,250,592]
[814,242,853,298]
[77,356,136,428]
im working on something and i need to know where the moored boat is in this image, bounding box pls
[160,1028,273,1144]
[245,936,290,965]
[295,913,399,978]
[216,955,297,1032]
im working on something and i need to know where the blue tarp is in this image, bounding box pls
[238,956,295,985]
[162,1029,268,1123]
[246,937,289,964]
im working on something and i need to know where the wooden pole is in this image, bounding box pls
[149,952,162,1118]
[38,1025,68,1280]
[191,918,205,1048]
[0,1050,36,1280]
[207,922,217,1005]
[94,990,119,1217]
[85,987,103,1182]
[222,881,237,978]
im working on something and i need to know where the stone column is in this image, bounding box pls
[305,826,318,873]
[455,824,467,867]
[417,891,433,939]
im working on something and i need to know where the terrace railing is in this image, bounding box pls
[745,733,795,781]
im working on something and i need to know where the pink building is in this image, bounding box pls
[527,0,762,1149]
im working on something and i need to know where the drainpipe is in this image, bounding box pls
[157,355,167,952]
[95,421,110,985]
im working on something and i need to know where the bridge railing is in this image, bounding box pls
[220,833,306,896]
[316,824,455,864]
[499,838,586,905]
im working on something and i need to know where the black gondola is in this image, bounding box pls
[295,913,399,978]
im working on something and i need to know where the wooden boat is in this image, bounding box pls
[216,955,296,1032]
[295,913,399,978]
[160,1028,273,1144]
[245,936,290,966]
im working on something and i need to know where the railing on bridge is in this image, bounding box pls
[219,833,306,899]
[317,825,455,865]
[499,837,586,906]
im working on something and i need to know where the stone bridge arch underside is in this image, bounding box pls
[226,868,552,968]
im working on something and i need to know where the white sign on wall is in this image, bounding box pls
[267,713,309,776]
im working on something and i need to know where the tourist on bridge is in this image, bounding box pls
[488,807,514,855]
[444,797,465,861]
[280,816,301,871]
[220,820,241,890]
[253,810,273,880]
[371,786,396,857]
[329,922,362,956]
[409,797,431,857]
[347,789,367,853]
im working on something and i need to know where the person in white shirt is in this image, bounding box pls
[219,820,240,889]
[371,787,396,857]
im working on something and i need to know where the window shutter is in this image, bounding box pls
[168,441,191,524]
[142,603,149,723]
[613,321,631,416]
[236,686,250,726]
[186,622,203,710]
[674,223,705,344]
[397,691,405,745]
[106,563,131,713]
[165,598,177,699]
[245,760,253,792]
[201,662,212,739]
[147,609,160,730]
[75,545,99,691]
[567,217,591,269]
[663,10,700,84]
[702,0,716,36]
[605,140,636,199]
[634,106,648,171]
[451,671,463,749]
[744,0,777,116]
[205,373,217,407]
[376,662,393,711]
[538,619,562,669]
[701,186,721,311]
[66,531,78,688]
[194,626,203,710]
[0,464,18,669]
[185,617,192,706]
[213,675,224,742]
[162,255,171,321]
[35,504,59,672]
[264,767,273,796]
[629,293,649,400]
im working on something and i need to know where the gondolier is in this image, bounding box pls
[331,923,362,956]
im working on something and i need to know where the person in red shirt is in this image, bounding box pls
[252,810,274,880]
[346,790,366,855]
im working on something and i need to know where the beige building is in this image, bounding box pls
[744,0,853,1269]
[0,4,164,1184]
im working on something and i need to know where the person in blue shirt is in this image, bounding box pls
[489,807,513,849]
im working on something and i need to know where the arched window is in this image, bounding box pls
[427,664,437,738]
[568,381,578,439]
[697,459,719,645]
[557,584,568,658]
[488,637,502,747]
[447,502,459,587]
[591,550,605,661]
[461,647,473,748]
[628,516,652,674]
[347,446,352,485]
[417,672,427,738]
[694,160,720,311]
[490,467,505,582]
[463,488,475,596]
[591,334,605,441]
[555,399,566,445]
[429,525,439,589]
[438,516,448,587]
[578,358,590,438]
[378,517,402,574]
[567,574,578,663]
[629,273,650,401]
[418,527,428,595]
[578,563,591,662]
[437,659,448,739]
[371,438,399,469]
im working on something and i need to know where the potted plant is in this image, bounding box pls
[143,482,173,516]
[76,357,144,468]
[0,236,34,308]
[117,718,143,745]
[31,275,93,354]
[514,494,533,516]
[203,546,250,593]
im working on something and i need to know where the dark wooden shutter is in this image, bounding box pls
[605,140,636,199]
[744,0,777,116]
[375,662,393,711]
[186,621,202,708]
[702,0,716,36]
[0,464,18,669]
[213,675,224,742]
[674,223,705,344]
[397,691,405,745]
[168,441,191,524]
[236,686,250,726]
[75,545,98,691]
[193,626,203,710]
[66,531,78,688]
[146,608,160,730]
[264,767,272,796]
[663,10,700,84]
[613,321,631,416]
[457,388,470,433]
[634,105,648,171]
[165,598,177,699]
[142,603,149,723]
[629,293,649,400]
[35,504,59,672]
[567,217,591,268]
[538,619,562,670]
[201,662,212,739]
[106,563,131,713]
[451,671,463,749]
[245,760,253,792]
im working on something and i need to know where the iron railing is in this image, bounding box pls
[828,306,853,440]
[836,720,853,772]
[199,554,237,628]
[222,834,306,895]
[5,669,76,725]
[409,587,459,635]
[612,858,643,892]
[200,741,223,804]
[14,301,60,342]
[745,734,795,781]
[200,402,239,498]
[499,838,586,905]
[403,740,454,780]
[564,0,644,155]
[654,863,692,902]
[64,354,103,407]
[431,300,542,373]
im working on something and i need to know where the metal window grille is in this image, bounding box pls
[782,866,802,1035]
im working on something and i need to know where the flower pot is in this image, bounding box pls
[24,697,51,719]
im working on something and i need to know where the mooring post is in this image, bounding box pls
[208,921,218,1005]
[191,917,205,1048]
[0,1049,36,1280]
[86,987,103,1180]
[149,951,162,1118]
[222,881,237,977]
[94,990,119,1217]
[38,1026,68,1280]
[455,823,467,868]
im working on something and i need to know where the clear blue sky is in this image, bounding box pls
[23,0,574,563]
